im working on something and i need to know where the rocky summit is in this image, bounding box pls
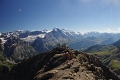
[1,46,120,80]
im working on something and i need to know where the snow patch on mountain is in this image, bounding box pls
[61,29,74,36]
[42,29,52,33]
[21,34,46,42]
[37,34,45,38]
[0,38,7,44]
[15,30,27,34]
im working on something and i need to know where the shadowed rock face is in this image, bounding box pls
[1,47,120,80]
[0,39,4,52]
[3,37,37,63]
[0,66,10,78]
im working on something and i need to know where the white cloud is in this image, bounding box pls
[104,28,111,32]
[18,9,22,12]
[118,28,120,31]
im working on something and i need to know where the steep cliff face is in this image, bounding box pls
[1,47,120,80]
[3,37,37,63]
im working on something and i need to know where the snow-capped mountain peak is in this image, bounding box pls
[53,28,60,32]
[42,29,52,33]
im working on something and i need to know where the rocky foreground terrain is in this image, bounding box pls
[1,46,120,80]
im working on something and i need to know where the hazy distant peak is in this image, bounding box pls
[85,31,100,34]
[75,32,83,35]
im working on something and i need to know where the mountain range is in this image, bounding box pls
[1,28,120,79]
[0,28,120,62]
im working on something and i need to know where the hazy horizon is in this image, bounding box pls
[1,27,120,35]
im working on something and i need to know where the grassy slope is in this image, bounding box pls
[109,60,120,69]
[86,45,117,55]
[0,51,14,68]
[85,45,120,71]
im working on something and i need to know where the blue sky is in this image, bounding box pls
[0,0,120,33]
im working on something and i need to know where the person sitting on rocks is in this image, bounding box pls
[64,52,70,60]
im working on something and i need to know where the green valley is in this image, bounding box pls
[85,43,120,77]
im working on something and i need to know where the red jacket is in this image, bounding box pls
[64,53,70,59]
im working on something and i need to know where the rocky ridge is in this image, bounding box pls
[1,47,120,80]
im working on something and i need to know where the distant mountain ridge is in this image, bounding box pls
[113,39,120,47]
[0,28,119,45]
[1,28,120,43]
[0,28,120,63]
